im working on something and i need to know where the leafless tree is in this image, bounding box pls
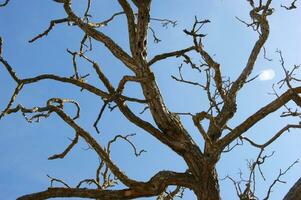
[1,0,301,199]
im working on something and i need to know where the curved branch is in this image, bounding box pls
[148,46,195,66]
[17,171,195,200]
[22,74,109,98]
[51,106,140,187]
[63,1,137,71]
[241,124,301,149]
[219,87,301,150]
[211,4,272,139]
[88,12,125,28]
[108,134,146,157]
[28,18,69,43]
[0,83,23,119]
[0,0,10,7]
[48,133,79,160]
[116,101,170,146]
[229,18,270,97]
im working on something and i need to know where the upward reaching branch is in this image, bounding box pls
[117,0,137,56]
[1,1,301,200]
[63,0,137,71]
[207,2,272,142]
[219,87,301,150]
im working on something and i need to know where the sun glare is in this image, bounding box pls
[259,69,275,81]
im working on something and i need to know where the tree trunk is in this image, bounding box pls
[194,168,221,200]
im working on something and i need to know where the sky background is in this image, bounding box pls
[0,0,301,199]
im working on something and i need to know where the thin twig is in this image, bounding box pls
[29,18,69,43]
[93,101,108,134]
[48,133,79,160]
[47,175,70,188]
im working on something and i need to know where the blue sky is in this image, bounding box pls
[0,0,301,199]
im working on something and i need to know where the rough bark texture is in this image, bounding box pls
[283,178,301,200]
[0,0,300,199]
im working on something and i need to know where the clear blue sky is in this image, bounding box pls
[0,0,301,199]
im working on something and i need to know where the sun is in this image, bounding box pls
[259,69,275,81]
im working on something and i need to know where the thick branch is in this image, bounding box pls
[210,5,272,140]
[116,101,171,147]
[118,0,137,55]
[219,87,301,150]
[135,1,151,62]
[148,46,195,66]
[284,177,301,200]
[63,1,137,71]
[18,171,194,200]
[229,18,269,96]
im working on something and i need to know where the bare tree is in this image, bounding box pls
[1,0,301,199]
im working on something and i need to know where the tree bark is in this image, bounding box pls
[194,168,221,200]
[283,177,301,200]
